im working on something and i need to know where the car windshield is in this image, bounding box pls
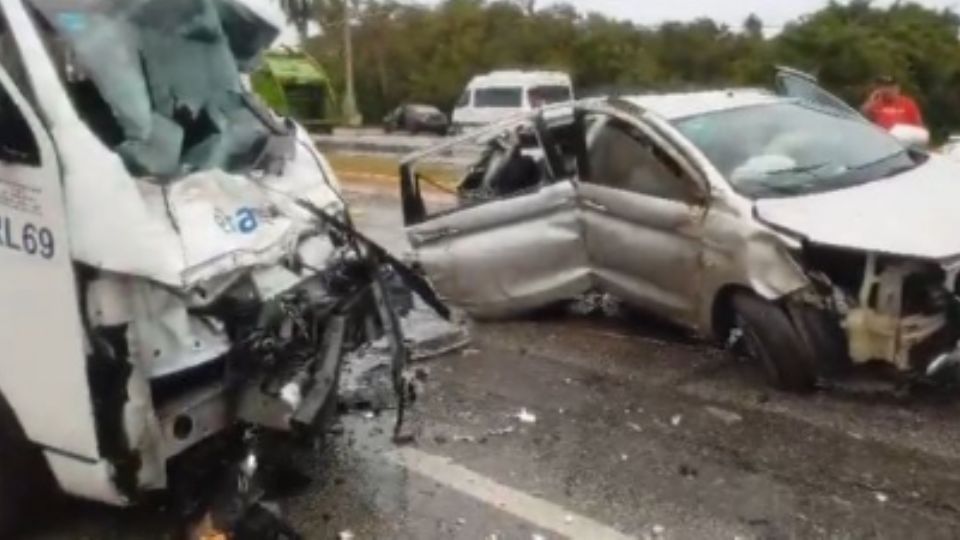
[528,85,571,106]
[474,87,523,108]
[674,102,919,197]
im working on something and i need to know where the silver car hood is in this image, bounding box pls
[755,156,960,260]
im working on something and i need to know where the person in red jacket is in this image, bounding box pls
[861,75,925,130]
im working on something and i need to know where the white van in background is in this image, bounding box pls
[451,70,573,133]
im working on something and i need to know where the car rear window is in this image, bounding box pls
[474,87,523,108]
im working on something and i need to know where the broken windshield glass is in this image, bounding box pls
[30,0,281,179]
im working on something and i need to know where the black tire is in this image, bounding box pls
[732,293,818,392]
[790,304,851,377]
[0,394,53,537]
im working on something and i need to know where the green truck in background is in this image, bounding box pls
[252,48,338,133]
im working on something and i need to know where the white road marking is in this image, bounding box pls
[383,447,637,540]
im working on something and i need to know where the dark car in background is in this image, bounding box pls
[384,103,449,135]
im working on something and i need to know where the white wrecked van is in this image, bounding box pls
[450,70,573,133]
[0,0,429,534]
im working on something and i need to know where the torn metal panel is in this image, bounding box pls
[407,180,591,318]
[579,183,704,325]
[42,451,129,506]
[844,254,948,369]
[126,281,231,378]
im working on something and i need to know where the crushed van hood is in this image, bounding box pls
[755,156,960,260]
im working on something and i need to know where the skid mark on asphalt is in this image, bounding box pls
[384,447,638,540]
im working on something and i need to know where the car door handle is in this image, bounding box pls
[582,199,609,213]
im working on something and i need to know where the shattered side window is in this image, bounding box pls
[586,116,694,202]
[0,7,36,108]
[0,12,40,165]
[0,78,41,166]
[29,0,281,179]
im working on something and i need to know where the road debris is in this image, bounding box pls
[875,492,890,503]
[488,425,518,437]
[627,422,644,433]
[652,523,666,535]
[678,464,699,478]
[704,406,743,425]
[670,414,683,427]
[338,530,356,540]
[517,408,538,424]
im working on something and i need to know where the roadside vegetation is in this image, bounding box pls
[293,0,960,139]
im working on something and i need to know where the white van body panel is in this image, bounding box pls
[0,0,348,505]
[0,0,101,461]
[452,70,573,130]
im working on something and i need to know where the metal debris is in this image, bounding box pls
[517,408,538,424]
[704,406,743,425]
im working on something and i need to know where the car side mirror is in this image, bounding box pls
[889,124,930,150]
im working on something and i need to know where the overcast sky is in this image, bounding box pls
[417,0,960,30]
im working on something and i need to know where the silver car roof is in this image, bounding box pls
[623,89,786,120]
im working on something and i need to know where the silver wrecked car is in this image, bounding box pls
[399,72,960,392]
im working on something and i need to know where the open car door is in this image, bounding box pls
[774,66,864,120]
[400,112,591,318]
[775,66,930,148]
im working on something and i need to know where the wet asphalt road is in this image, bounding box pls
[25,185,960,539]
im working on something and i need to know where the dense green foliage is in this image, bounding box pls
[292,0,960,136]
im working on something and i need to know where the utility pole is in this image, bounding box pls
[341,0,362,126]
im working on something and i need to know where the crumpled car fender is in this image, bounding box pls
[698,206,810,335]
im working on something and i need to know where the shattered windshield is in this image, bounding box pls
[29,0,281,179]
[674,102,919,198]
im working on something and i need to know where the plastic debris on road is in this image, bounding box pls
[517,408,538,424]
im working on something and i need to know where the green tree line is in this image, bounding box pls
[298,0,960,138]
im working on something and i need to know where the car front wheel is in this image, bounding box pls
[732,293,818,392]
